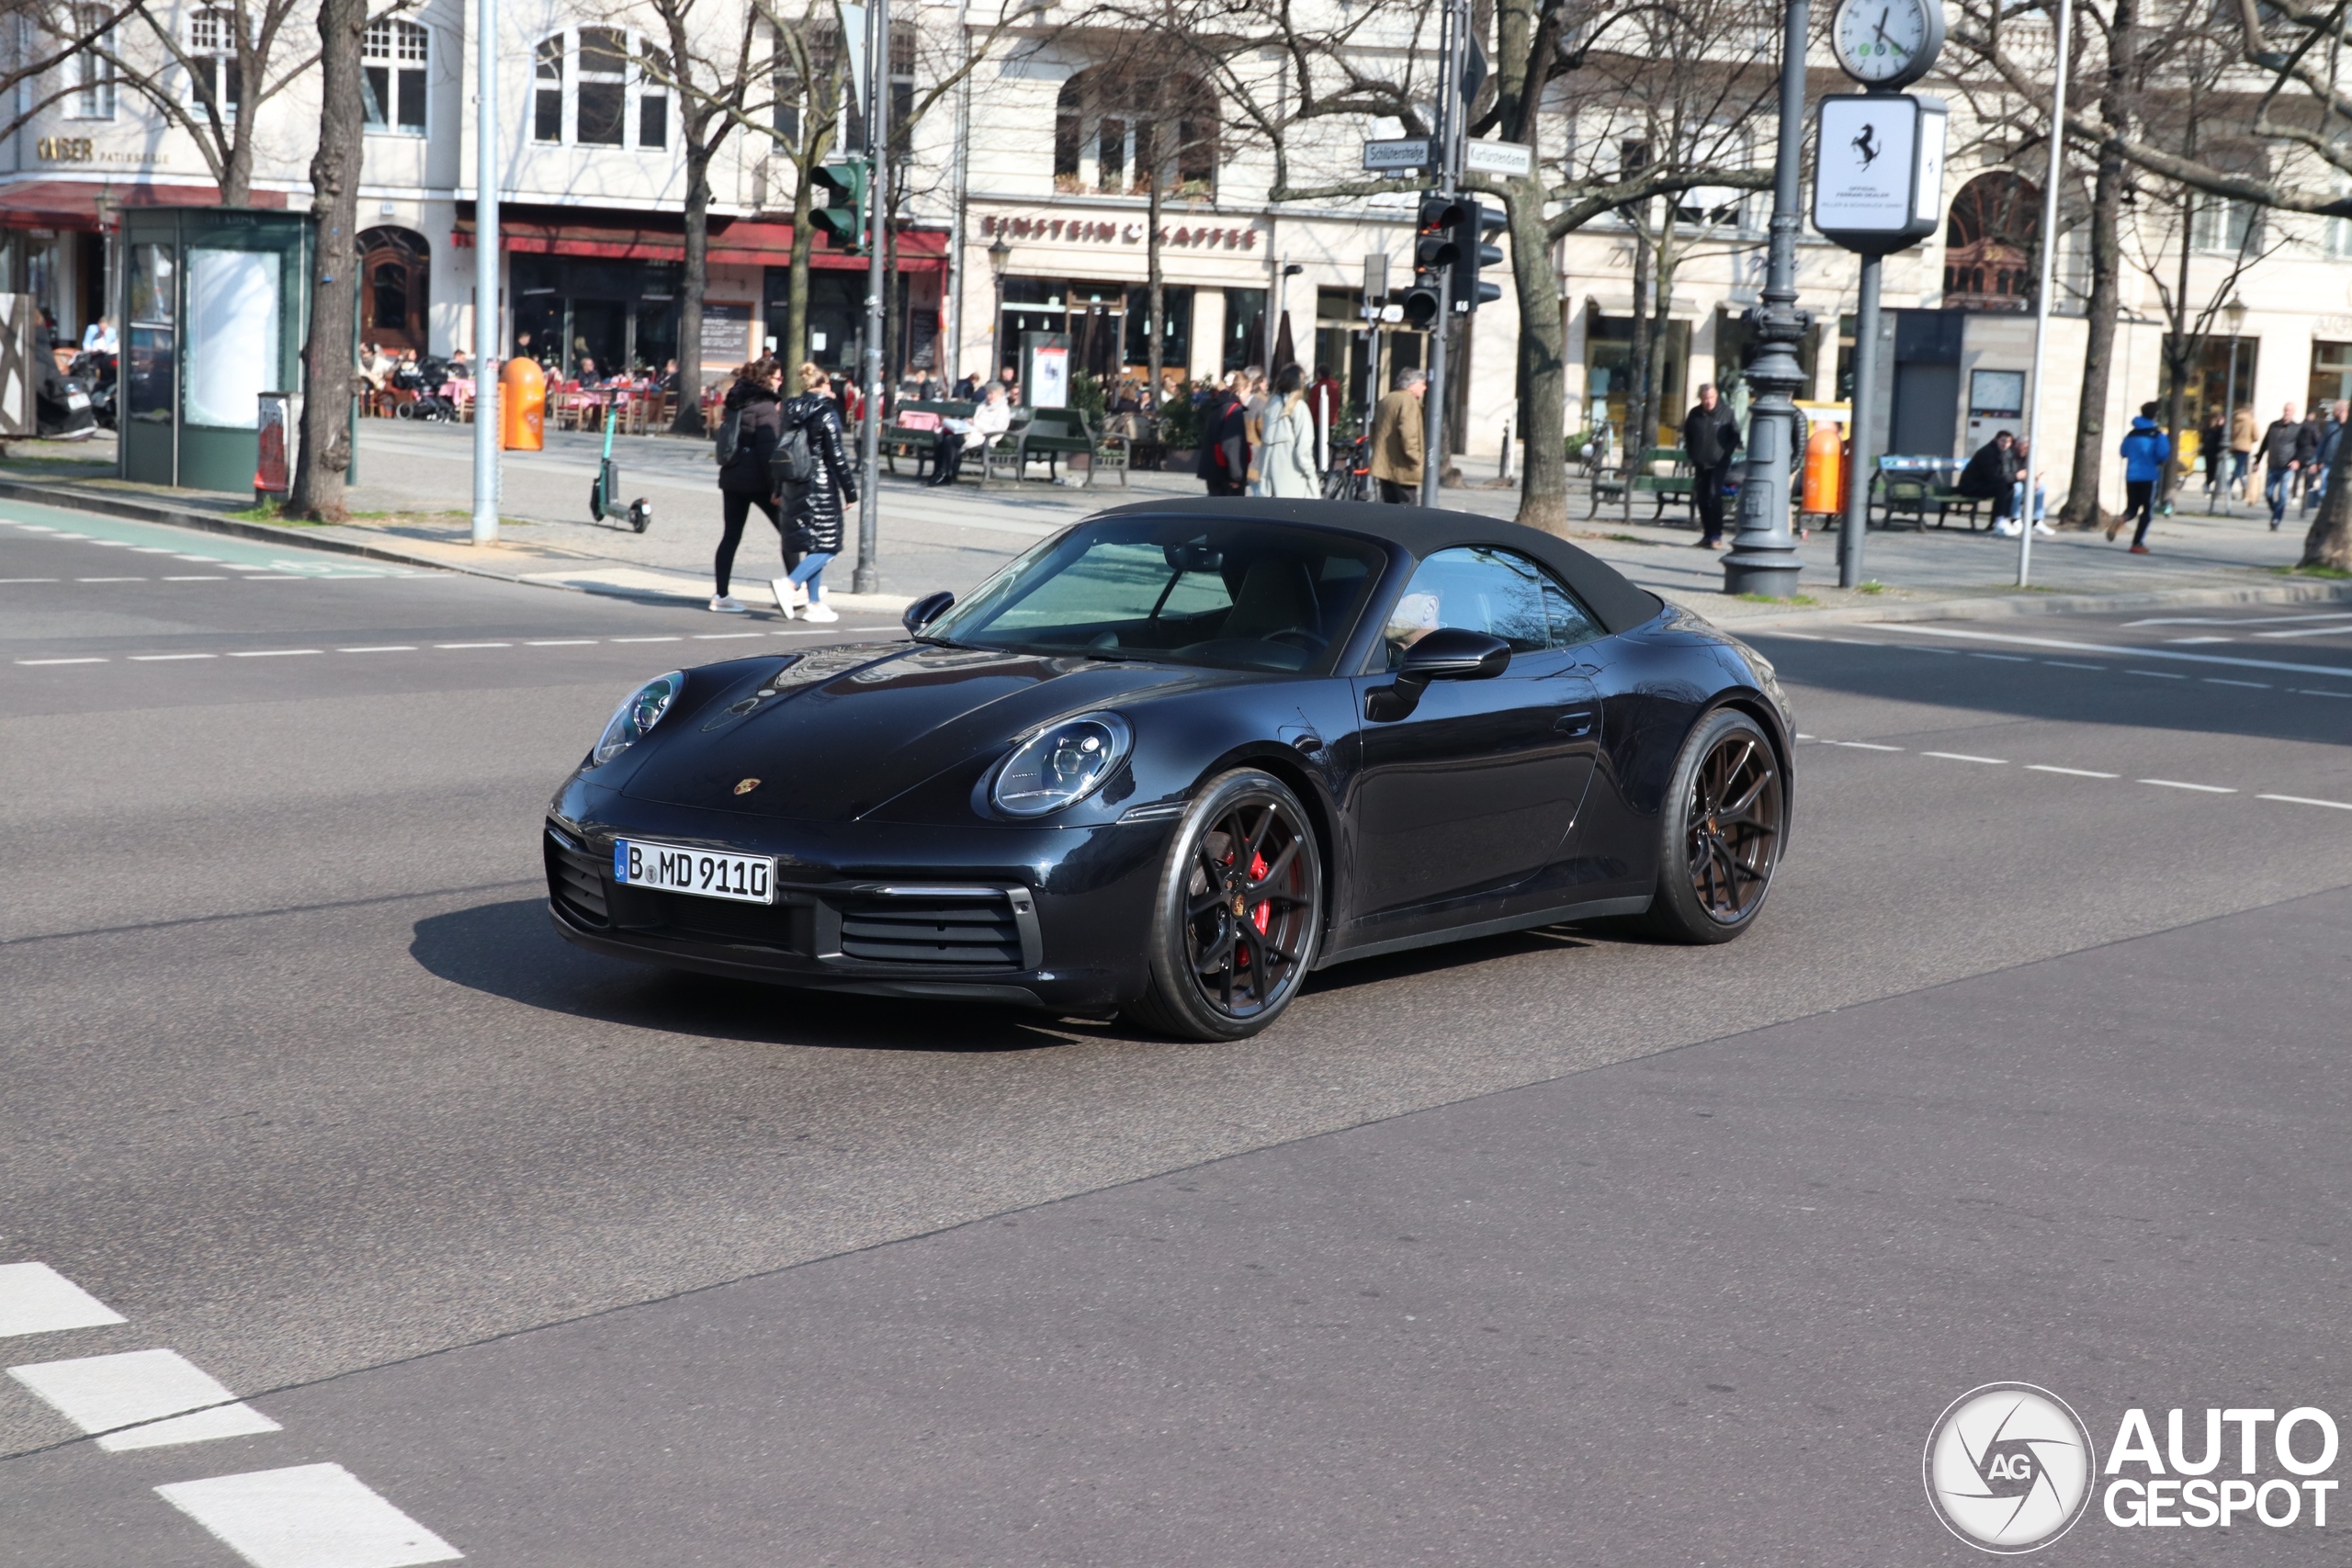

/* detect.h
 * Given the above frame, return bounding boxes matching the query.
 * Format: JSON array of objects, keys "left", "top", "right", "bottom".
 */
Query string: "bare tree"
[
  {"left": 286, "top": 0, "right": 366, "bottom": 518},
  {"left": 1, "top": 1, "right": 141, "bottom": 141}
]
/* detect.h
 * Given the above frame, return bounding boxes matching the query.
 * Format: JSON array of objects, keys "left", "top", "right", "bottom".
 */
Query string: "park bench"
[
  {"left": 882, "top": 399, "right": 978, "bottom": 480},
  {"left": 1588, "top": 446, "right": 1697, "bottom": 522},
  {"left": 1872, "top": 457, "right": 1988, "bottom": 531},
  {"left": 982, "top": 408, "right": 1130, "bottom": 489}
]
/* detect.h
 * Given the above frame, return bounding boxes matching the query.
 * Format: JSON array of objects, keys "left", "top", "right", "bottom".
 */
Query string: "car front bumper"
[{"left": 543, "top": 782, "right": 1172, "bottom": 1010}]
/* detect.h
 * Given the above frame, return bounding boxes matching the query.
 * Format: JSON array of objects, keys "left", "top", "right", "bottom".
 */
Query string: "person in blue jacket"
[{"left": 2110, "top": 403, "right": 2172, "bottom": 554}]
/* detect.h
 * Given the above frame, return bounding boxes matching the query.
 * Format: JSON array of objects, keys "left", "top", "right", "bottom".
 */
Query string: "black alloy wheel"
[
  {"left": 1639, "top": 708, "right": 1785, "bottom": 943},
  {"left": 1127, "top": 769, "right": 1324, "bottom": 1041}
]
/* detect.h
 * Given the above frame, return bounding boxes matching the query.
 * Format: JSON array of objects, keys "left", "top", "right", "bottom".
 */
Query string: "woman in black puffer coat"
[
  {"left": 712, "top": 357, "right": 790, "bottom": 614},
  {"left": 770, "top": 360, "right": 858, "bottom": 623}
]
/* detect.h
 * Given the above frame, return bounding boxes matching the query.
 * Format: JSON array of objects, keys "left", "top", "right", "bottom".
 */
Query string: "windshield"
[{"left": 923, "top": 516, "right": 1390, "bottom": 673}]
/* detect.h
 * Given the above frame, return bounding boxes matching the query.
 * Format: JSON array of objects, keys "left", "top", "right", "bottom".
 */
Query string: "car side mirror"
[
  {"left": 903, "top": 590, "right": 955, "bottom": 636},
  {"left": 1399, "top": 627, "right": 1512, "bottom": 682},
  {"left": 1367, "top": 629, "right": 1511, "bottom": 721}
]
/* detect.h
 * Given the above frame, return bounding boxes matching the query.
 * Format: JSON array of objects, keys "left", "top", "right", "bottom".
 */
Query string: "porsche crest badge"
[{"left": 733, "top": 778, "right": 761, "bottom": 795}]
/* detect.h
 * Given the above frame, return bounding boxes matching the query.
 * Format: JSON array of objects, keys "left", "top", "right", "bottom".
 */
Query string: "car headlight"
[
  {"left": 991, "top": 713, "right": 1131, "bottom": 818},
  {"left": 591, "top": 671, "right": 684, "bottom": 766}
]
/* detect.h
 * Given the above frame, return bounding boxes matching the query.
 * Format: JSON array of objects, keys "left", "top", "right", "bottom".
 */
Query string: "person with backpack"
[
  {"left": 769, "top": 360, "right": 858, "bottom": 623},
  {"left": 2108, "top": 402, "right": 2172, "bottom": 554},
  {"left": 710, "top": 356, "right": 788, "bottom": 614}
]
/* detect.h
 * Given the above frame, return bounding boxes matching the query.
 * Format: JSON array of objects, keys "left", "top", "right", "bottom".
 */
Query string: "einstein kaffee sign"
[{"left": 979, "top": 213, "right": 1261, "bottom": 251}]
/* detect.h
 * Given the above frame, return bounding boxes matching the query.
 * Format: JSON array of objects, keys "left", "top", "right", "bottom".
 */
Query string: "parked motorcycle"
[
  {"left": 35, "top": 355, "right": 97, "bottom": 440},
  {"left": 68, "top": 350, "right": 117, "bottom": 431}
]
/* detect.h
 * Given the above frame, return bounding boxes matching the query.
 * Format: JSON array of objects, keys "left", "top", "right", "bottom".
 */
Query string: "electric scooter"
[{"left": 587, "top": 405, "right": 651, "bottom": 533}]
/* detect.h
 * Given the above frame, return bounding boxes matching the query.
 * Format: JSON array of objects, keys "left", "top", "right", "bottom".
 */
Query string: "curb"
[
  {"left": 6, "top": 473, "right": 2342, "bottom": 626},
  {"left": 0, "top": 477, "right": 912, "bottom": 611}
]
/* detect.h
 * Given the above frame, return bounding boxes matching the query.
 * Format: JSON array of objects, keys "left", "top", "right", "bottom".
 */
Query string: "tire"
[
  {"left": 1637, "top": 707, "right": 1786, "bottom": 943},
  {"left": 1124, "top": 769, "right": 1324, "bottom": 1041}
]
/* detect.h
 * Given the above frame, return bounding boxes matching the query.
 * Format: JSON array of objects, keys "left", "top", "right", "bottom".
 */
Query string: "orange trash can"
[
  {"left": 501, "top": 355, "right": 546, "bottom": 452},
  {"left": 1802, "top": 421, "right": 1845, "bottom": 514}
]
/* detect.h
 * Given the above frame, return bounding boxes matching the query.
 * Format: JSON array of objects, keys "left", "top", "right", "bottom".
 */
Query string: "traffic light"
[
  {"left": 1452, "top": 201, "right": 1505, "bottom": 315},
  {"left": 809, "top": 159, "right": 869, "bottom": 251},
  {"left": 1400, "top": 195, "right": 1463, "bottom": 329}
]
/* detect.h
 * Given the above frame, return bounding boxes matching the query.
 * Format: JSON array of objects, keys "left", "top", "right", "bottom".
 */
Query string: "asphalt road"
[{"left": 5, "top": 496, "right": 2350, "bottom": 1564}]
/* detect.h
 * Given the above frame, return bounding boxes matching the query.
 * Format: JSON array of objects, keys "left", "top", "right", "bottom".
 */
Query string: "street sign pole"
[
  {"left": 1419, "top": 0, "right": 1464, "bottom": 508},
  {"left": 1840, "top": 254, "right": 1881, "bottom": 588},
  {"left": 1723, "top": 0, "right": 1812, "bottom": 598},
  {"left": 2018, "top": 0, "right": 2073, "bottom": 587},
  {"left": 470, "top": 0, "right": 500, "bottom": 545},
  {"left": 854, "top": 0, "right": 887, "bottom": 594}
]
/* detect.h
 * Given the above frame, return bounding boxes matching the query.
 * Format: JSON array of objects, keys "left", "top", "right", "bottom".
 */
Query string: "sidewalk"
[{"left": 4, "top": 426, "right": 2345, "bottom": 626}]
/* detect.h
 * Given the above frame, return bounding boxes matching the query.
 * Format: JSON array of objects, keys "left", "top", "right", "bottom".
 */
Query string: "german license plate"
[{"left": 613, "top": 839, "right": 774, "bottom": 904}]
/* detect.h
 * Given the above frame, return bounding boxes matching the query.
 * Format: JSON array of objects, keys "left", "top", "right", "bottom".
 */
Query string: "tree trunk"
[
  {"left": 1648, "top": 222, "right": 1679, "bottom": 442},
  {"left": 286, "top": 0, "right": 364, "bottom": 521},
  {"left": 786, "top": 171, "right": 816, "bottom": 368},
  {"left": 1509, "top": 175, "right": 1568, "bottom": 533},
  {"left": 220, "top": 130, "right": 254, "bottom": 208},
  {"left": 673, "top": 138, "right": 713, "bottom": 431},
  {"left": 1146, "top": 175, "right": 1165, "bottom": 412},
  {"left": 2063, "top": 147, "right": 2122, "bottom": 525},
  {"left": 2303, "top": 434, "right": 2352, "bottom": 568},
  {"left": 1624, "top": 227, "right": 1653, "bottom": 524}
]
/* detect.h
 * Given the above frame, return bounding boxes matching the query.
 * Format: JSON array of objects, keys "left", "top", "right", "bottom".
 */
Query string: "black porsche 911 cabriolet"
[{"left": 544, "top": 499, "right": 1793, "bottom": 1040}]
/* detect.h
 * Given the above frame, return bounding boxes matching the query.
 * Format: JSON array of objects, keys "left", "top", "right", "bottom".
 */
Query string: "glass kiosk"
[{"left": 119, "top": 209, "right": 311, "bottom": 494}]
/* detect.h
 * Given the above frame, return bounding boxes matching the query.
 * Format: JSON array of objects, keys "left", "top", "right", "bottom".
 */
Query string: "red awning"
[
  {"left": 0, "top": 178, "right": 288, "bottom": 232},
  {"left": 451, "top": 210, "right": 947, "bottom": 273}
]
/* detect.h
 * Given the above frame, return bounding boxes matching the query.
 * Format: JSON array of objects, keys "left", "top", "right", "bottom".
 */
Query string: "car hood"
[{"left": 621, "top": 641, "right": 1211, "bottom": 820}]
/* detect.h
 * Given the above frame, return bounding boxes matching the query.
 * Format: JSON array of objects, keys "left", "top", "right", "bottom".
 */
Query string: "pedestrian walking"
[
  {"left": 2259, "top": 402, "right": 2313, "bottom": 529},
  {"left": 711, "top": 356, "right": 789, "bottom": 614},
  {"left": 770, "top": 361, "right": 857, "bottom": 623},
  {"left": 2316, "top": 400, "right": 2348, "bottom": 512},
  {"left": 1194, "top": 377, "right": 1249, "bottom": 497},
  {"left": 1259, "top": 367, "right": 1321, "bottom": 498},
  {"left": 2230, "top": 403, "right": 2258, "bottom": 501},
  {"left": 2109, "top": 401, "right": 2171, "bottom": 554},
  {"left": 2300, "top": 406, "right": 2329, "bottom": 510},
  {"left": 2200, "top": 410, "right": 2228, "bottom": 501},
  {"left": 1368, "top": 368, "right": 1427, "bottom": 502},
  {"left": 1682, "top": 383, "right": 1742, "bottom": 549}
]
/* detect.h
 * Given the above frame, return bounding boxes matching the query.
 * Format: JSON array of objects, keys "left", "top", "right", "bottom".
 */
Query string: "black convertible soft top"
[{"left": 1088, "top": 498, "right": 1666, "bottom": 637}]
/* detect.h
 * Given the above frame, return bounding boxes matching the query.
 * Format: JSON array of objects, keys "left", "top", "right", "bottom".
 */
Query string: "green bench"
[
  {"left": 1873, "top": 468, "right": 1989, "bottom": 530},
  {"left": 1588, "top": 446, "right": 1697, "bottom": 521},
  {"left": 882, "top": 399, "right": 978, "bottom": 480},
  {"left": 981, "top": 408, "right": 1130, "bottom": 489}
]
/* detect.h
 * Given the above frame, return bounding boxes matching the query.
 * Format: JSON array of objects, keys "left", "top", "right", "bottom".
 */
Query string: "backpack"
[
  {"left": 770, "top": 405, "right": 817, "bottom": 487},
  {"left": 714, "top": 405, "right": 741, "bottom": 465}
]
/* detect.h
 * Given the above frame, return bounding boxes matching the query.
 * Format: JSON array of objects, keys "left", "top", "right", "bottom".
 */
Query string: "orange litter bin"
[
  {"left": 500, "top": 355, "right": 546, "bottom": 452},
  {"left": 1802, "top": 421, "right": 1846, "bottom": 515}
]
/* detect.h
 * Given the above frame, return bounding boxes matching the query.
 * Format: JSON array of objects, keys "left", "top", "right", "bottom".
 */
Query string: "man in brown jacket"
[{"left": 1368, "top": 367, "right": 1428, "bottom": 502}]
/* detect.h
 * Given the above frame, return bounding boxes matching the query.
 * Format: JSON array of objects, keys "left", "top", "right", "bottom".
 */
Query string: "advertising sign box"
[{"left": 1812, "top": 95, "right": 1947, "bottom": 255}]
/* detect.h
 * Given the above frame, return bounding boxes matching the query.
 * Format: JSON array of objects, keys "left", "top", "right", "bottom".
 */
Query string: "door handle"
[{"left": 1555, "top": 709, "right": 1597, "bottom": 738}]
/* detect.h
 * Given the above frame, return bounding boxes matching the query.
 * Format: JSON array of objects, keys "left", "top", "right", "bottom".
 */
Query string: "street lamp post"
[
  {"left": 1722, "top": 0, "right": 1812, "bottom": 598},
  {"left": 2216, "top": 293, "right": 2248, "bottom": 512},
  {"left": 2016, "top": 0, "right": 2074, "bottom": 587},
  {"left": 470, "top": 0, "right": 500, "bottom": 545},
  {"left": 853, "top": 0, "right": 888, "bottom": 595},
  {"left": 987, "top": 235, "right": 1011, "bottom": 385}
]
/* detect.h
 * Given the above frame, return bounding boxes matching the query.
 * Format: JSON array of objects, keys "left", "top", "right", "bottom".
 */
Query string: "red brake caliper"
[{"left": 1249, "top": 851, "right": 1272, "bottom": 936}]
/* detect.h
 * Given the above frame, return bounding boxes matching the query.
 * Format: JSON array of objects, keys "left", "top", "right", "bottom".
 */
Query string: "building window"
[
  {"left": 68, "top": 6, "right": 116, "bottom": 119},
  {"left": 187, "top": 8, "right": 241, "bottom": 120},
  {"left": 1942, "top": 172, "right": 2041, "bottom": 311},
  {"left": 362, "top": 18, "right": 427, "bottom": 135},
  {"left": 531, "top": 30, "right": 664, "bottom": 149},
  {"left": 2191, "top": 196, "right": 2262, "bottom": 256},
  {"left": 1053, "top": 68, "right": 1217, "bottom": 199}
]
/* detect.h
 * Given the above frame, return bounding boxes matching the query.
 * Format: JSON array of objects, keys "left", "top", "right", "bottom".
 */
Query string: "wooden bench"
[
  {"left": 1872, "top": 467, "right": 1989, "bottom": 530},
  {"left": 1587, "top": 446, "right": 1697, "bottom": 521},
  {"left": 883, "top": 399, "right": 978, "bottom": 479},
  {"left": 982, "top": 408, "right": 1130, "bottom": 489}
]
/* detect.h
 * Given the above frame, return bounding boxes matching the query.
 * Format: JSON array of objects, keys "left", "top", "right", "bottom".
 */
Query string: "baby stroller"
[{"left": 392, "top": 355, "right": 459, "bottom": 421}]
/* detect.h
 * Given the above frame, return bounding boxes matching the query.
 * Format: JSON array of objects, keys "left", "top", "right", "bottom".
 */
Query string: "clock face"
[{"left": 1833, "top": 0, "right": 1939, "bottom": 85}]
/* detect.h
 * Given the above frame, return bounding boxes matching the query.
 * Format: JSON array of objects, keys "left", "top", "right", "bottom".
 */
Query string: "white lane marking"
[
  {"left": 130, "top": 547, "right": 179, "bottom": 554},
  {"left": 175, "top": 555, "right": 224, "bottom": 562},
  {"left": 8, "top": 1348, "right": 279, "bottom": 1450},
  {"left": 1908, "top": 646, "right": 1961, "bottom": 654},
  {"left": 226, "top": 649, "right": 322, "bottom": 659},
  {"left": 17, "top": 524, "right": 59, "bottom": 531},
  {"left": 76, "top": 576, "right": 145, "bottom": 582},
  {"left": 51, "top": 533, "right": 92, "bottom": 539},
  {"left": 0, "top": 1262, "right": 127, "bottom": 1337},
  {"left": 2164, "top": 636, "right": 2232, "bottom": 644},
  {"left": 1826, "top": 637, "right": 1883, "bottom": 647},
  {"left": 526, "top": 638, "right": 596, "bottom": 646},
  {"left": 338, "top": 646, "right": 417, "bottom": 653},
  {"left": 2129, "top": 611, "right": 2352, "bottom": 626},
  {"left": 2204, "top": 678, "right": 2270, "bottom": 688},
  {"left": 2141, "top": 778, "right": 2235, "bottom": 793},
  {"left": 2027, "top": 764, "right": 2120, "bottom": 778},
  {"left": 2254, "top": 625, "right": 2352, "bottom": 639},
  {"left": 693, "top": 631, "right": 765, "bottom": 639},
  {"left": 0, "top": 577, "right": 60, "bottom": 583},
  {"left": 156, "top": 1464, "right": 463, "bottom": 1568},
  {"left": 16, "top": 657, "right": 107, "bottom": 666},
  {"left": 1968, "top": 652, "right": 2032, "bottom": 662},
  {"left": 1922, "top": 751, "right": 2007, "bottom": 764},
  {"left": 433, "top": 642, "right": 511, "bottom": 649},
  {"left": 2125, "top": 670, "right": 2187, "bottom": 680},
  {"left": 2259, "top": 794, "right": 2352, "bottom": 810},
  {"left": 130, "top": 653, "right": 219, "bottom": 662},
  {"left": 1882, "top": 623, "right": 2352, "bottom": 682},
  {"left": 2044, "top": 660, "right": 2104, "bottom": 670},
  {"left": 164, "top": 575, "right": 229, "bottom": 581},
  {"left": 2292, "top": 687, "right": 2352, "bottom": 698},
  {"left": 90, "top": 539, "right": 135, "bottom": 547},
  {"left": 1794, "top": 732, "right": 1815, "bottom": 739},
  {"left": 1826, "top": 739, "right": 1904, "bottom": 750},
  {"left": 609, "top": 635, "right": 684, "bottom": 643}
]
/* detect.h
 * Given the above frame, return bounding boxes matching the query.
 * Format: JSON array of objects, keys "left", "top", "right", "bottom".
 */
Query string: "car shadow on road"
[{"left": 409, "top": 897, "right": 1135, "bottom": 1055}]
